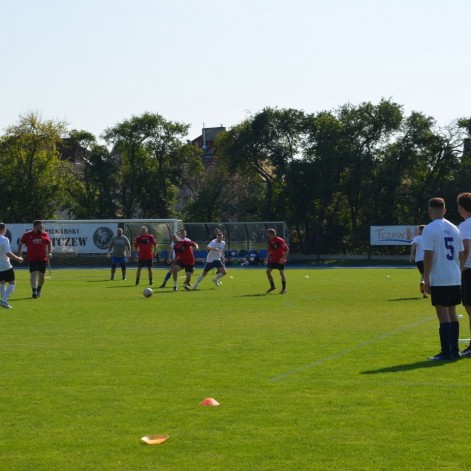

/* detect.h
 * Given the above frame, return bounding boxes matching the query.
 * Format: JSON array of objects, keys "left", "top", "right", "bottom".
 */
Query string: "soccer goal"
[{"left": 8, "top": 219, "right": 183, "bottom": 279}]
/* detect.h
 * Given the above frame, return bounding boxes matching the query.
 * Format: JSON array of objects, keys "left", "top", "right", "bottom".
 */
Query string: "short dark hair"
[
  {"left": 0, "top": 222, "right": 5, "bottom": 232},
  {"left": 428, "top": 197, "right": 445, "bottom": 209},
  {"left": 33, "top": 220, "right": 43, "bottom": 227},
  {"left": 457, "top": 193, "right": 471, "bottom": 212},
  {"left": 418, "top": 225, "right": 425, "bottom": 230}
]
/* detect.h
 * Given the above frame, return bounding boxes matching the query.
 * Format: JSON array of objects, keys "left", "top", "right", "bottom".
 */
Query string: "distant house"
[{"left": 190, "top": 126, "right": 226, "bottom": 169}]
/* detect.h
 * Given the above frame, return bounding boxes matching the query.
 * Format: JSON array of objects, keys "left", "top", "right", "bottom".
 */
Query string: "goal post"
[{"left": 7, "top": 219, "right": 183, "bottom": 278}]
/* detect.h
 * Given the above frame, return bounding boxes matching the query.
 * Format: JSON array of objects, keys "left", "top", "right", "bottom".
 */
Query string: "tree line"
[{"left": 1, "top": 100, "right": 470, "bottom": 254}]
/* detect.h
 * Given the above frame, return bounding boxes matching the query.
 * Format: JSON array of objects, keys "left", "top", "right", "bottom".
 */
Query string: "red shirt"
[
  {"left": 268, "top": 236, "right": 289, "bottom": 263},
  {"left": 20, "top": 230, "right": 51, "bottom": 262},
  {"left": 134, "top": 234, "right": 157, "bottom": 260},
  {"left": 173, "top": 240, "right": 197, "bottom": 265}
]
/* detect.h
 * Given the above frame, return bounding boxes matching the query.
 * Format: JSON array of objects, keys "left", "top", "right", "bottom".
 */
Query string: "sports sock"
[
  {"left": 4, "top": 284, "right": 15, "bottom": 302},
  {"left": 439, "top": 322, "right": 452, "bottom": 357},
  {"left": 215, "top": 272, "right": 223, "bottom": 280},
  {"left": 270, "top": 281, "right": 275, "bottom": 288},
  {"left": 450, "top": 321, "right": 460, "bottom": 356},
  {"left": 282, "top": 281, "right": 286, "bottom": 289},
  {"left": 0, "top": 284, "right": 5, "bottom": 297}
]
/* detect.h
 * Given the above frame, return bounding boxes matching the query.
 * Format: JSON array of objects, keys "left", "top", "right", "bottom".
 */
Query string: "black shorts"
[
  {"left": 267, "top": 262, "right": 285, "bottom": 270},
  {"left": 0, "top": 268, "right": 15, "bottom": 283},
  {"left": 431, "top": 285, "right": 461, "bottom": 307},
  {"left": 203, "top": 260, "right": 224, "bottom": 273},
  {"left": 461, "top": 269, "right": 471, "bottom": 306},
  {"left": 176, "top": 260, "right": 194, "bottom": 273},
  {"left": 29, "top": 260, "right": 47, "bottom": 273},
  {"left": 415, "top": 261, "right": 424, "bottom": 275},
  {"left": 137, "top": 259, "right": 153, "bottom": 268}
]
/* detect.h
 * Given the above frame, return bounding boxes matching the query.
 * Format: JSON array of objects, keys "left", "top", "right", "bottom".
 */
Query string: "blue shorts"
[
  {"left": 203, "top": 260, "right": 224, "bottom": 273},
  {"left": 112, "top": 256, "right": 126, "bottom": 266}
]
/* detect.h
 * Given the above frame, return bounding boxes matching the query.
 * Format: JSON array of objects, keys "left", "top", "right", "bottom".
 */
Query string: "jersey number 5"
[{"left": 444, "top": 237, "right": 454, "bottom": 260}]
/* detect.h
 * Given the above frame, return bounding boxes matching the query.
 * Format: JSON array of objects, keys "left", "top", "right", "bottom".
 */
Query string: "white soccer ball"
[{"left": 143, "top": 288, "right": 153, "bottom": 298}]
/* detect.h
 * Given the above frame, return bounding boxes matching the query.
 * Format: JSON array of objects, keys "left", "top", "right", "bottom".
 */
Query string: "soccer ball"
[{"left": 143, "top": 288, "right": 153, "bottom": 298}]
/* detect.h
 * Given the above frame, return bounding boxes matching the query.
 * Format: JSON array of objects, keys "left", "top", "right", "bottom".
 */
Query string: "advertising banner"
[
  {"left": 370, "top": 225, "right": 419, "bottom": 246},
  {"left": 6, "top": 222, "right": 118, "bottom": 254}
]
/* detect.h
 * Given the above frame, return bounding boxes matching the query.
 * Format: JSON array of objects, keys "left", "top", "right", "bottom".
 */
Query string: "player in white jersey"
[
  {"left": 457, "top": 192, "right": 471, "bottom": 356},
  {"left": 409, "top": 225, "right": 427, "bottom": 297},
  {"left": 0, "top": 223, "right": 24, "bottom": 309},
  {"left": 193, "top": 232, "right": 227, "bottom": 289},
  {"left": 422, "top": 197, "right": 464, "bottom": 361}
]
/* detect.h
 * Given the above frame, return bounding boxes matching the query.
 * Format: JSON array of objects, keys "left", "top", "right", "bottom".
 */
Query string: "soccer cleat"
[
  {"left": 159, "top": 283, "right": 166, "bottom": 288},
  {"left": 460, "top": 346, "right": 471, "bottom": 358},
  {"left": 279, "top": 289, "right": 286, "bottom": 294},
  {"left": 183, "top": 284, "right": 190, "bottom": 291},
  {"left": 36, "top": 290, "right": 41, "bottom": 298},
  {"left": 212, "top": 278, "right": 221, "bottom": 287},
  {"left": 420, "top": 281, "right": 425, "bottom": 294},
  {"left": 149, "top": 281, "right": 153, "bottom": 285},
  {"left": 135, "top": 280, "right": 139, "bottom": 286},
  {"left": 266, "top": 286, "right": 276, "bottom": 293},
  {"left": 1, "top": 301, "right": 12, "bottom": 309},
  {"left": 428, "top": 352, "right": 454, "bottom": 361},
  {"left": 173, "top": 286, "right": 178, "bottom": 291},
  {"left": 32, "top": 289, "right": 38, "bottom": 299}
]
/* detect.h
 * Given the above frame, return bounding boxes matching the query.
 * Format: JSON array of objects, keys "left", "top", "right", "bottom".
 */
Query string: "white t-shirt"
[
  {"left": 0, "top": 235, "right": 13, "bottom": 272},
  {"left": 410, "top": 235, "right": 425, "bottom": 262},
  {"left": 206, "top": 239, "right": 226, "bottom": 263},
  {"left": 459, "top": 217, "right": 471, "bottom": 269},
  {"left": 422, "top": 218, "right": 463, "bottom": 286}
]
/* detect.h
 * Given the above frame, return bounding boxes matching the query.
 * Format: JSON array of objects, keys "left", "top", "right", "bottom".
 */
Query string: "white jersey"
[
  {"left": 206, "top": 239, "right": 226, "bottom": 263},
  {"left": 410, "top": 235, "right": 425, "bottom": 262},
  {"left": 0, "top": 235, "right": 13, "bottom": 272},
  {"left": 459, "top": 217, "right": 471, "bottom": 269},
  {"left": 422, "top": 218, "right": 463, "bottom": 286}
]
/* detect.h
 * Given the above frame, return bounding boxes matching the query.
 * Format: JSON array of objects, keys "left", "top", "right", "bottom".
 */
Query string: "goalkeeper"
[{"left": 108, "top": 228, "right": 131, "bottom": 280}]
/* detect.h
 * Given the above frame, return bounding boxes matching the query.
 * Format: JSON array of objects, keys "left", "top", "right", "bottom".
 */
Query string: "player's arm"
[
  {"left": 409, "top": 242, "right": 416, "bottom": 262},
  {"left": 423, "top": 249, "right": 433, "bottom": 292},
  {"left": 17, "top": 240, "right": 24, "bottom": 257},
  {"left": 462, "top": 239, "right": 470, "bottom": 271},
  {"left": 7, "top": 251, "right": 23, "bottom": 264}
]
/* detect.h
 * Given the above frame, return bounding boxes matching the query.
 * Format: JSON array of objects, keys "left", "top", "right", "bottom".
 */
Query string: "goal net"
[{"left": 8, "top": 219, "right": 183, "bottom": 279}]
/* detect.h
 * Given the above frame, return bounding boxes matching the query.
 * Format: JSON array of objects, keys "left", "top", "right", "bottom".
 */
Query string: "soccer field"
[{"left": 0, "top": 267, "right": 469, "bottom": 470}]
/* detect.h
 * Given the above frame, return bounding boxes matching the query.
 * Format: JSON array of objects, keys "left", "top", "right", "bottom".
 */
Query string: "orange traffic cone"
[{"left": 199, "top": 397, "right": 220, "bottom": 406}]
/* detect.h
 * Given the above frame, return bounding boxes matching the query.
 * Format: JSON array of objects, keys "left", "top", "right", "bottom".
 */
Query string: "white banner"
[
  {"left": 370, "top": 225, "right": 419, "bottom": 246},
  {"left": 6, "top": 222, "right": 118, "bottom": 254}
]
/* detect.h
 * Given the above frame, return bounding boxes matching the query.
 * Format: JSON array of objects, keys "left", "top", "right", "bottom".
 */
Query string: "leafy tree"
[
  {"left": 0, "top": 112, "right": 67, "bottom": 221},
  {"left": 103, "top": 113, "right": 203, "bottom": 218},
  {"left": 61, "top": 130, "right": 119, "bottom": 218}
]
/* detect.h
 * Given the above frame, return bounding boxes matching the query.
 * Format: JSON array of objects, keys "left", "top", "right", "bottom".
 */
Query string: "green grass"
[{"left": 0, "top": 267, "right": 469, "bottom": 470}]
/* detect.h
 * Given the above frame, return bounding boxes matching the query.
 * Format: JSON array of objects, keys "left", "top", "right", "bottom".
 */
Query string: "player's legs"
[
  {"left": 461, "top": 269, "right": 471, "bottom": 355},
  {"left": 183, "top": 268, "right": 194, "bottom": 290},
  {"left": 193, "top": 270, "right": 208, "bottom": 289},
  {"left": 135, "top": 266, "right": 142, "bottom": 285},
  {"left": 120, "top": 261, "right": 126, "bottom": 280},
  {"left": 266, "top": 267, "right": 276, "bottom": 293},
  {"left": 172, "top": 264, "right": 181, "bottom": 290},
  {"left": 279, "top": 268, "right": 286, "bottom": 294},
  {"left": 111, "top": 262, "right": 117, "bottom": 280},
  {"left": 147, "top": 266, "right": 153, "bottom": 285}
]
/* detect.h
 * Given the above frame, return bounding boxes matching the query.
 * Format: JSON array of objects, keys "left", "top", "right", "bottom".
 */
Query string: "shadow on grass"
[
  {"left": 361, "top": 360, "right": 453, "bottom": 374},
  {"left": 238, "top": 293, "right": 271, "bottom": 297},
  {"left": 388, "top": 297, "right": 424, "bottom": 302}
]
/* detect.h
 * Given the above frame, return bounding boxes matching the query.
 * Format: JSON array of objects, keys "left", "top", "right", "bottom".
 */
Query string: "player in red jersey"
[
  {"left": 17, "top": 220, "right": 52, "bottom": 299},
  {"left": 171, "top": 234, "right": 199, "bottom": 291},
  {"left": 264, "top": 228, "right": 289, "bottom": 294},
  {"left": 134, "top": 226, "right": 157, "bottom": 286}
]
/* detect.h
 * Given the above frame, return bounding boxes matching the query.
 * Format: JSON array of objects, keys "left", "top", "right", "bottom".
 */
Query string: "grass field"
[{"left": 1, "top": 266, "right": 469, "bottom": 470}]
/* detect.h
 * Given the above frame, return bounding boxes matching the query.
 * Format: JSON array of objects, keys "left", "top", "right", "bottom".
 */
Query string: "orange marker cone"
[{"left": 199, "top": 397, "right": 220, "bottom": 406}]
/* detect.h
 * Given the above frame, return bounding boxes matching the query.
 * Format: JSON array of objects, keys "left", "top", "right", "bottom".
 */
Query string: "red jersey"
[
  {"left": 173, "top": 240, "right": 197, "bottom": 265},
  {"left": 134, "top": 234, "right": 157, "bottom": 260},
  {"left": 268, "top": 236, "right": 289, "bottom": 263},
  {"left": 20, "top": 230, "right": 51, "bottom": 262}
]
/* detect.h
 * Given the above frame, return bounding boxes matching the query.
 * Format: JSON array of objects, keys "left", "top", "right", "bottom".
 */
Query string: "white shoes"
[
  {"left": 1, "top": 300, "right": 12, "bottom": 309},
  {"left": 212, "top": 278, "right": 221, "bottom": 287}
]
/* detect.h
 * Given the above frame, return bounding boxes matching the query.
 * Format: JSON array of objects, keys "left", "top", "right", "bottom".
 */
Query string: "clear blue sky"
[{"left": 1, "top": 0, "right": 469, "bottom": 140}]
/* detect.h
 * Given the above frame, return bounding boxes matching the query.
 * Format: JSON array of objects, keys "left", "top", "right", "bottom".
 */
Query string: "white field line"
[{"left": 270, "top": 315, "right": 436, "bottom": 382}]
